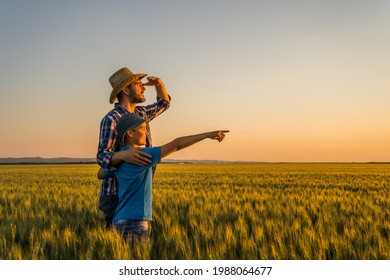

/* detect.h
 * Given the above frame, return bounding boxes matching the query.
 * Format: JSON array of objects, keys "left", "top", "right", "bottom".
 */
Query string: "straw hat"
[{"left": 109, "top": 67, "right": 147, "bottom": 104}]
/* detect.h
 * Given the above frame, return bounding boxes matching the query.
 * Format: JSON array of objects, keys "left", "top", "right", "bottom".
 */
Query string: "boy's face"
[{"left": 130, "top": 122, "right": 148, "bottom": 146}]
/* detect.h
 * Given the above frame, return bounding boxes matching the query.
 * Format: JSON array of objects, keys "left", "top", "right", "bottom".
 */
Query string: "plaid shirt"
[{"left": 97, "top": 96, "right": 170, "bottom": 197}]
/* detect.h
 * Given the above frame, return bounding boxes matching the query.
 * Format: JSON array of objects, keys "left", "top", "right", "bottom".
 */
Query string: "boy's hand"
[
  {"left": 97, "top": 168, "right": 106, "bottom": 179},
  {"left": 210, "top": 130, "right": 229, "bottom": 142}
]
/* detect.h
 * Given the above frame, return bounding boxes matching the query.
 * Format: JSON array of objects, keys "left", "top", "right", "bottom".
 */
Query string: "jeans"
[
  {"left": 98, "top": 195, "right": 119, "bottom": 229},
  {"left": 114, "top": 220, "right": 150, "bottom": 242}
]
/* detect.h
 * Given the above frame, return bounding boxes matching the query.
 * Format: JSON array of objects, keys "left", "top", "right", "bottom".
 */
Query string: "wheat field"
[{"left": 0, "top": 163, "right": 389, "bottom": 260}]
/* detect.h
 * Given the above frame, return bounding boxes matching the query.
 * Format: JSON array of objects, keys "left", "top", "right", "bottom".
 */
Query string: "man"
[
  {"left": 97, "top": 67, "right": 171, "bottom": 229},
  {"left": 102, "top": 113, "right": 228, "bottom": 241}
]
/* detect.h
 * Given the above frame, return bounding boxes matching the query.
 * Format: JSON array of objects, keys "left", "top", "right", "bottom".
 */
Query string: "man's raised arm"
[{"left": 143, "top": 76, "right": 169, "bottom": 101}]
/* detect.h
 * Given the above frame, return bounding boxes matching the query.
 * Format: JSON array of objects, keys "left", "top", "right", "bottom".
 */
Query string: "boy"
[{"left": 99, "top": 113, "right": 228, "bottom": 240}]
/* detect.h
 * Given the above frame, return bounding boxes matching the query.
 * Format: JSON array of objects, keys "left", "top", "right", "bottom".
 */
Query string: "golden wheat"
[{"left": 0, "top": 163, "right": 389, "bottom": 259}]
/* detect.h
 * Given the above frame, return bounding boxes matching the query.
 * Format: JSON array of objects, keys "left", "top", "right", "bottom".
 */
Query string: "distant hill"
[
  {"left": 2, "top": 157, "right": 385, "bottom": 164},
  {"left": 0, "top": 157, "right": 232, "bottom": 164},
  {"left": 161, "top": 159, "right": 231, "bottom": 164},
  {"left": 0, "top": 157, "right": 96, "bottom": 164}
]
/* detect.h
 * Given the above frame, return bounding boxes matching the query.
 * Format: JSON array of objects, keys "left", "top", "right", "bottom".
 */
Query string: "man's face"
[
  {"left": 131, "top": 122, "right": 148, "bottom": 146},
  {"left": 128, "top": 80, "right": 146, "bottom": 103}
]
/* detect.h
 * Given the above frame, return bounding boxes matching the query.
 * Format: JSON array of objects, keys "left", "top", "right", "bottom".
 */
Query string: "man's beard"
[
  {"left": 129, "top": 88, "right": 146, "bottom": 103},
  {"left": 131, "top": 96, "right": 146, "bottom": 103}
]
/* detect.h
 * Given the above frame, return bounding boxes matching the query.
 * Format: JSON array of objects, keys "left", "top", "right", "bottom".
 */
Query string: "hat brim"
[{"left": 109, "top": 73, "right": 147, "bottom": 104}]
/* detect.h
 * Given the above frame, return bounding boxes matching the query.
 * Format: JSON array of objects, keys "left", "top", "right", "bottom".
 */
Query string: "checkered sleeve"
[
  {"left": 96, "top": 115, "right": 117, "bottom": 170},
  {"left": 138, "top": 96, "right": 171, "bottom": 121}
]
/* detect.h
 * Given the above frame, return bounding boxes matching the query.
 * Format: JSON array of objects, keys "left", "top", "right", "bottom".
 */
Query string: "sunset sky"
[{"left": 0, "top": 0, "right": 389, "bottom": 162}]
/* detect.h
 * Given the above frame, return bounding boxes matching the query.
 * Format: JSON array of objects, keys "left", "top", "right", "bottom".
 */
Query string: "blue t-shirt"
[{"left": 113, "top": 146, "right": 161, "bottom": 222}]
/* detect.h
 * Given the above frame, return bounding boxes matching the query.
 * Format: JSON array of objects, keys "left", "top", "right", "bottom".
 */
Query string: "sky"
[{"left": 0, "top": 0, "right": 389, "bottom": 162}]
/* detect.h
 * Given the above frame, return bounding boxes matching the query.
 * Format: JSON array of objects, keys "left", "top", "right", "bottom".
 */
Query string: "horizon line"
[{"left": 0, "top": 156, "right": 389, "bottom": 164}]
